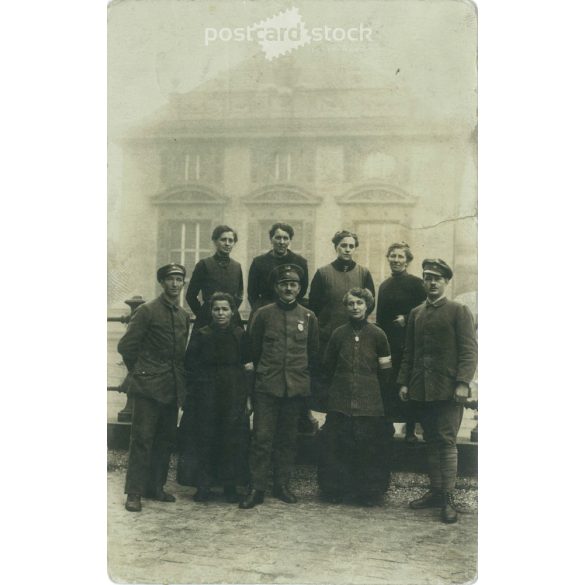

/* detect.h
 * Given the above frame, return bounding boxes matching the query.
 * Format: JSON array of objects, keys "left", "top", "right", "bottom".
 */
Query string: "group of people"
[{"left": 117, "top": 222, "right": 477, "bottom": 524}]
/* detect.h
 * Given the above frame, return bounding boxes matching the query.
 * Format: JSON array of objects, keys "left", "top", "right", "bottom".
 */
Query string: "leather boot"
[
  {"left": 239, "top": 489, "right": 264, "bottom": 509},
  {"left": 441, "top": 492, "right": 458, "bottom": 524},
  {"left": 272, "top": 485, "right": 298, "bottom": 504},
  {"left": 154, "top": 490, "right": 175, "bottom": 502},
  {"left": 409, "top": 489, "right": 443, "bottom": 509},
  {"left": 125, "top": 494, "right": 142, "bottom": 512},
  {"left": 144, "top": 488, "right": 176, "bottom": 502}
]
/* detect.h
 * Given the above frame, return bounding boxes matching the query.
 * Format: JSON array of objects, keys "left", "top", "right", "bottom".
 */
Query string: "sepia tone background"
[
  {"left": 106, "top": 0, "right": 477, "bottom": 582},
  {"left": 108, "top": 0, "right": 477, "bottom": 389}
]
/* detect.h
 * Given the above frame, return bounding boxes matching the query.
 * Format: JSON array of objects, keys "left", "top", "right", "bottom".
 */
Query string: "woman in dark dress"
[
  {"left": 318, "top": 288, "right": 392, "bottom": 506},
  {"left": 177, "top": 292, "right": 253, "bottom": 502},
  {"left": 185, "top": 225, "right": 244, "bottom": 330},
  {"left": 309, "top": 230, "right": 375, "bottom": 412},
  {"left": 376, "top": 242, "right": 426, "bottom": 440}
]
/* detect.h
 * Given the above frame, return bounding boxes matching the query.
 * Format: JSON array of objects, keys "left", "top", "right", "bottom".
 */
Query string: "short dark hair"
[
  {"left": 209, "top": 291, "right": 236, "bottom": 311},
  {"left": 332, "top": 230, "right": 359, "bottom": 248},
  {"left": 269, "top": 223, "right": 294, "bottom": 239},
  {"left": 211, "top": 225, "right": 238, "bottom": 243},
  {"left": 386, "top": 241, "right": 414, "bottom": 263},
  {"left": 342, "top": 287, "right": 375, "bottom": 313}
]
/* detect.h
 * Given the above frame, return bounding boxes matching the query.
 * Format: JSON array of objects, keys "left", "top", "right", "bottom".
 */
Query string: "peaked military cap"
[
  {"left": 157, "top": 263, "right": 186, "bottom": 282},
  {"left": 271, "top": 263, "right": 304, "bottom": 284},
  {"left": 422, "top": 258, "right": 453, "bottom": 280}
]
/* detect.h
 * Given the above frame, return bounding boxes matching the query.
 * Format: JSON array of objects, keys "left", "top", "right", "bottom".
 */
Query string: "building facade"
[{"left": 109, "top": 51, "right": 477, "bottom": 318}]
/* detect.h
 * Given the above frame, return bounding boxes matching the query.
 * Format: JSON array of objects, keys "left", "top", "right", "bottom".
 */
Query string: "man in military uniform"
[
  {"left": 247, "top": 222, "right": 316, "bottom": 435},
  {"left": 398, "top": 259, "right": 477, "bottom": 523},
  {"left": 240, "top": 264, "right": 319, "bottom": 509},
  {"left": 118, "top": 263, "right": 190, "bottom": 512}
]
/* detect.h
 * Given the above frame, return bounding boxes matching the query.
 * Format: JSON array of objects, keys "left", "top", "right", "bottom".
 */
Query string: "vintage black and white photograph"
[{"left": 107, "top": 0, "right": 478, "bottom": 582}]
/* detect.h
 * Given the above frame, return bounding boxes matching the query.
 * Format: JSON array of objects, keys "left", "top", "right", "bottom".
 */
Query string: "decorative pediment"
[
  {"left": 152, "top": 184, "right": 227, "bottom": 206},
  {"left": 244, "top": 184, "right": 322, "bottom": 206},
  {"left": 337, "top": 183, "right": 417, "bottom": 206}
]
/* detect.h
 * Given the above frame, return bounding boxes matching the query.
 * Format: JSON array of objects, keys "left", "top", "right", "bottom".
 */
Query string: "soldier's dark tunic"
[
  {"left": 118, "top": 294, "right": 189, "bottom": 496},
  {"left": 397, "top": 297, "right": 477, "bottom": 492},
  {"left": 247, "top": 250, "right": 309, "bottom": 313},
  {"left": 177, "top": 324, "right": 251, "bottom": 489},
  {"left": 318, "top": 320, "right": 392, "bottom": 499},
  {"left": 185, "top": 253, "right": 244, "bottom": 329},
  {"left": 376, "top": 271, "right": 426, "bottom": 416},
  {"left": 247, "top": 299, "right": 319, "bottom": 490}
]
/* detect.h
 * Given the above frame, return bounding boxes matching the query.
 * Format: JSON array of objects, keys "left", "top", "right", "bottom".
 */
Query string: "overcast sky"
[{"left": 108, "top": 0, "right": 477, "bottom": 136}]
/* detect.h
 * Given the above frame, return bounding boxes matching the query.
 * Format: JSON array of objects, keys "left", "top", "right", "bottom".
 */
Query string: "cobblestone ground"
[{"left": 108, "top": 452, "right": 477, "bottom": 585}]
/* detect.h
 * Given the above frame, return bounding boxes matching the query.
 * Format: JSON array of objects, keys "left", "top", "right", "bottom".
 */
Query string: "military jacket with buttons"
[
  {"left": 248, "top": 301, "right": 319, "bottom": 398},
  {"left": 118, "top": 294, "right": 190, "bottom": 406},
  {"left": 397, "top": 297, "right": 477, "bottom": 402}
]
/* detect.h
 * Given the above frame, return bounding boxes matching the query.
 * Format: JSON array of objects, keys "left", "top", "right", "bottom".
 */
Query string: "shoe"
[
  {"left": 409, "top": 490, "right": 443, "bottom": 509},
  {"left": 404, "top": 434, "right": 419, "bottom": 443},
  {"left": 144, "top": 489, "right": 176, "bottom": 502},
  {"left": 125, "top": 494, "right": 142, "bottom": 512},
  {"left": 441, "top": 492, "right": 458, "bottom": 524},
  {"left": 193, "top": 487, "right": 211, "bottom": 502},
  {"left": 155, "top": 490, "right": 175, "bottom": 502},
  {"left": 224, "top": 485, "right": 239, "bottom": 503},
  {"left": 239, "top": 489, "right": 265, "bottom": 509},
  {"left": 272, "top": 485, "right": 298, "bottom": 504}
]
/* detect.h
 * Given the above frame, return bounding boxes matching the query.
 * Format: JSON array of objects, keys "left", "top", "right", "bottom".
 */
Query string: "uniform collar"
[
  {"left": 426, "top": 296, "right": 447, "bottom": 308},
  {"left": 276, "top": 298, "right": 298, "bottom": 311},
  {"left": 159, "top": 294, "right": 179, "bottom": 310}
]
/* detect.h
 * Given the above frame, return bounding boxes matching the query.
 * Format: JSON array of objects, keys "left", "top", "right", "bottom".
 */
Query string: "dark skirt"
[
  {"left": 177, "top": 369, "right": 250, "bottom": 488},
  {"left": 317, "top": 412, "right": 391, "bottom": 497}
]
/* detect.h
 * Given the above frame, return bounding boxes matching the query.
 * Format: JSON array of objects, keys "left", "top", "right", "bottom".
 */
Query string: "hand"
[
  {"left": 393, "top": 315, "right": 406, "bottom": 328},
  {"left": 454, "top": 383, "right": 470, "bottom": 404},
  {"left": 399, "top": 386, "right": 409, "bottom": 402},
  {"left": 245, "top": 396, "right": 254, "bottom": 417}
]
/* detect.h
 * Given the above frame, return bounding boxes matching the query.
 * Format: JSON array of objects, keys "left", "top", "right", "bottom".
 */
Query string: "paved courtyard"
[{"left": 108, "top": 456, "right": 477, "bottom": 585}]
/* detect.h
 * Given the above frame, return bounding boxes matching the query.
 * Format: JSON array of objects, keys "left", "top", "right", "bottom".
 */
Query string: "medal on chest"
[{"left": 297, "top": 320, "right": 304, "bottom": 332}]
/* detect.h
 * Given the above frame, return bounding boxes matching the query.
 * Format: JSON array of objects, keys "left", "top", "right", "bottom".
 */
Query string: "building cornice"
[
  {"left": 151, "top": 184, "right": 227, "bottom": 206},
  {"left": 337, "top": 183, "right": 417, "bottom": 207},
  {"left": 243, "top": 184, "right": 322, "bottom": 206}
]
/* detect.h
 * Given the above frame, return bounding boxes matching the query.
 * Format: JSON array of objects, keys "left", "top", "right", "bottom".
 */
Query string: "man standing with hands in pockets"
[
  {"left": 118, "top": 263, "right": 190, "bottom": 512},
  {"left": 397, "top": 259, "right": 477, "bottom": 524}
]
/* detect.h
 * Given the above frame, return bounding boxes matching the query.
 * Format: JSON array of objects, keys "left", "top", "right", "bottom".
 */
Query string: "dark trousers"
[
  {"left": 248, "top": 393, "right": 303, "bottom": 491},
  {"left": 318, "top": 412, "right": 391, "bottom": 497},
  {"left": 125, "top": 395, "right": 177, "bottom": 496},
  {"left": 384, "top": 364, "right": 418, "bottom": 435},
  {"left": 411, "top": 400, "right": 464, "bottom": 492}
]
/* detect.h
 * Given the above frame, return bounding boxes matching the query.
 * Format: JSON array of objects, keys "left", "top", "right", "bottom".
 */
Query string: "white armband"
[{"left": 378, "top": 355, "right": 392, "bottom": 369}]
